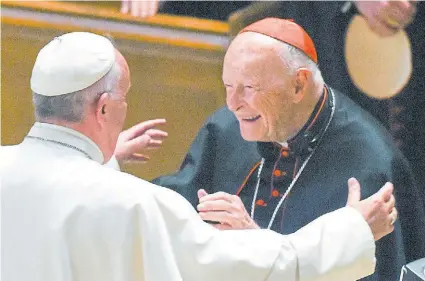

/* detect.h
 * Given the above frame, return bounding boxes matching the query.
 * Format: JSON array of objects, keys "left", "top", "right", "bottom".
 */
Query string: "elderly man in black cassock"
[
  {"left": 152, "top": 18, "right": 425, "bottom": 281},
  {"left": 226, "top": 0, "right": 425, "bottom": 211}
]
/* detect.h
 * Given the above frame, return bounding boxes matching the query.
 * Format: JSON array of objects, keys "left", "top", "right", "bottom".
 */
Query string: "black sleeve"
[
  {"left": 392, "top": 153, "right": 425, "bottom": 263},
  {"left": 152, "top": 115, "right": 219, "bottom": 208}
]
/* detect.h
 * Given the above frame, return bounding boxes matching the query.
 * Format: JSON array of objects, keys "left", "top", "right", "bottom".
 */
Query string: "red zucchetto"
[{"left": 239, "top": 18, "right": 318, "bottom": 64}]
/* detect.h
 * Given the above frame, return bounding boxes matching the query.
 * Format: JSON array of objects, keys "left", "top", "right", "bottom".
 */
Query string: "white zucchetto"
[{"left": 30, "top": 32, "right": 115, "bottom": 96}]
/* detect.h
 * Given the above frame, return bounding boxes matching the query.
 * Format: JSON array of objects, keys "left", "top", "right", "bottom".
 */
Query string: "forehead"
[{"left": 223, "top": 33, "right": 286, "bottom": 77}]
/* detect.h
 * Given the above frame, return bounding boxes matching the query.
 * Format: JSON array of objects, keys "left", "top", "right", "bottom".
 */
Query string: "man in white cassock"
[{"left": 1, "top": 32, "right": 398, "bottom": 281}]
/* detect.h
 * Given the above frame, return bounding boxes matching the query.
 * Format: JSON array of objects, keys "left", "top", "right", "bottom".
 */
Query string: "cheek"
[
  {"left": 255, "top": 96, "right": 278, "bottom": 125},
  {"left": 115, "top": 104, "right": 128, "bottom": 125},
  {"left": 120, "top": 105, "right": 128, "bottom": 123}
]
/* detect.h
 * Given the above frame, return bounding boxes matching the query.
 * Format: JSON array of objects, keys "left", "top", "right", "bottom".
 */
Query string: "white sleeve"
[
  {"left": 152, "top": 187, "right": 376, "bottom": 281},
  {"left": 282, "top": 206, "right": 376, "bottom": 281}
]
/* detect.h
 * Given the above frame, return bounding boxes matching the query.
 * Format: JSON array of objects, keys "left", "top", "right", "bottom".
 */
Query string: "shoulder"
[
  {"left": 205, "top": 106, "right": 239, "bottom": 131},
  {"left": 76, "top": 165, "right": 196, "bottom": 222},
  {"left": 0, "top": 144, "right": 19, "bottom": 161},
  {"left": 322, "top": 89, "right": 407, "bottom": 173},
  {"left": 0, "top": 143, "right": 29, "bottom": 172},
  {"left": 331, "top": 89, "right": 395, "bottom": 152},
  {"left": 89, "top": 163, "right": 157, "bottom": 196}
]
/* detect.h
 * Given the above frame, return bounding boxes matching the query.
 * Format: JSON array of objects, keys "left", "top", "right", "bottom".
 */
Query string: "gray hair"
[
  {"left": 32, "top": 61, "right": 121, "bottom": 122},
  {"left": 278, "top": 43, "right": 324, "bottom": 85}
]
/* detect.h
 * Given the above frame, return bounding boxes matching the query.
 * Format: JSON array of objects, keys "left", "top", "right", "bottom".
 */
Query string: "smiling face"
[{"left": 223, "top": 32, "right": 303, "bottom": 143}]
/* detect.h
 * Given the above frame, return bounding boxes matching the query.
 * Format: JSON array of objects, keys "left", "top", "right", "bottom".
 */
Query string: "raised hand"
[
  {"left": 115, "top": 118, "right": 168, "bottom": 164},
  {"left": 354, "top": 0, "right": 417, "bottom": 37},
  {"left": 346, "top": 177, "right": 397, "bottom": 241}
]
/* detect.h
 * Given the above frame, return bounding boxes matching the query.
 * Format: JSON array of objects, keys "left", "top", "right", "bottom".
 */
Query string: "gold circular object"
[
  {"left": 386, "top": 17, "right": 401, "bottom": 28},
  {"left": 345, "top": 15, "right": 412, "bottom": 99}
]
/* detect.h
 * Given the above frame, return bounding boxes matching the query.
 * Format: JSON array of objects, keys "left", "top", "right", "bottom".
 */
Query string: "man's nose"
[{"left": 226, "top": 88, "right": 243, "bottom": 112}]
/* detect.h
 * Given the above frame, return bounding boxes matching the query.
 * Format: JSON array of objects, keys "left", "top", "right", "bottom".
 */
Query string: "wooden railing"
[{"left": 1, "top": 1, "right": 230, "bottom": 51}]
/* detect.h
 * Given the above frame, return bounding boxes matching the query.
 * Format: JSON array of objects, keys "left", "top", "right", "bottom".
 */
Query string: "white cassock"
[{"left": 1, "top": 122, "right": 377, "bottom": 281}]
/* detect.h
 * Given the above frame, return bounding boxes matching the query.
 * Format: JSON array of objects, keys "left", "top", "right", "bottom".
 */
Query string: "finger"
[
  {"left": 199, "top": 211, "right": 232, "bottom": 225},
  {"left": 386, "top": 194, "right": 396, "bottom": 212},
  {"left": 151, "top": 0, "right": 160, "bottom": 17},
  {"left": 213, "top": 223, "right": 232, "bottom": 230},
  {"left": 141, "top": 0, "right": 150, "bottom": 17},
  {"left": 146, "top": 147, "right": 163, "bottom": 152},
  {"left": 129, "top": 153, "right": 150, "bottom": 162},
  {"left": 125, "top": 135, "right": 150, "bottom": 150},
  {"left": 146, "top": 139, "right": 163, "bottom": 148},
  {"left": 124, "top": 137, "right": 163, "bottom": 153},
  {"left": 378, "top": 1, "right": 415, "bottom": 28},
  {"left": 125, "top": 119, "right": 167, "bottom": 139},
  {"left": 408, "top": 0, "right": 418, "bottom": 8},
  {"left": 146, "top": 129, "right": 168, "bottom": 139},
  {"left": 391, "top": 207, "right": 398, "bottom": 225},
  {"left": 381, "top": 195, "right": 395, "bottom": 216},
  {"left": 385, "top": 6, "right": 413, "bottom": 27},
  {"left": 378, "top": 182, "right": 394, "bottom": 202},
  {"left": 346, "top": 177, "right": 361, "bottom": 206},
  {"left": 388, "top": 207, "right": 397, "bottom": 226},
  {"left": 146, "top": 0, "right": 157, "bottom": 17},
  {"left": 388, "top": 0, "right": 416, "bottom": 20},
  {"left": 120, "top": 0, "right": 130, "bottom": 14},
  {"left": 198, "top": 189, "right": 209, "bottom": 200},
  {"left": 147, "top": 139, "right": 167, "bottom": 147},
  {"left": 368, "top": 18, "right": 399, "bottom": 37},
  {"left": 198, "top": 191, "right": 234, "bottom": 204},
  {"left": 197, "top": 200, "right": 232, "bottom": 212},
  {"left": 138, "top": 0, "right": 145, "bottom": 17},
  {"left": 131, "top": 0, "right": 140, "bottom": 17}
]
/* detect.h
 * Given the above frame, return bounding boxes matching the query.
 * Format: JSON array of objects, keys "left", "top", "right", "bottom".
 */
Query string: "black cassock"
[
  {"left": 227, "top": 0, "right": 425, "bottom": 218},
  {"left": 154, "top": 87, "right": 425, "bottom": 281}
]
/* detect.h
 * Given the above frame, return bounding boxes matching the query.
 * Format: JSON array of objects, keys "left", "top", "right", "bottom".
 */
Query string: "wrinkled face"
[{"left": 223, "top": 33, "right": 298, "bottom": 142}]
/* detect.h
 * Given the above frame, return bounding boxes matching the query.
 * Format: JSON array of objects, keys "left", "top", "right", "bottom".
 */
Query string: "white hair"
[
  {"left": 32, "top": 61, "right": 121, "bottom": 122},
  {"left": 278, "top": 43, "right": 324, "bottom": 85}
]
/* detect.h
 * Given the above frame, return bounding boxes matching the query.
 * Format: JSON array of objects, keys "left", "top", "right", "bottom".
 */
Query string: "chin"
[{"left": 240, "top": 131, "right": 262, "bottom": 142}]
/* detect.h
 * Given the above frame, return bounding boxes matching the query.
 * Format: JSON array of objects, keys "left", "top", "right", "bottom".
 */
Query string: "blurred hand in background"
[
  {"left": 121, "top": 0, "right": 161, "bottom": 18},
  {"left": 354, "top": 0, "right": 417, "bottom": 37}
]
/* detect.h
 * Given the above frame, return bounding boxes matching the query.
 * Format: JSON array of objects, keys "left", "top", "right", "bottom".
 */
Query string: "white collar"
[
  {"left": 278, "top": 141, "right": 289, "bottom": 148},
  {"left": 27, "top": 122, "right": 104, "bottom": 164}
]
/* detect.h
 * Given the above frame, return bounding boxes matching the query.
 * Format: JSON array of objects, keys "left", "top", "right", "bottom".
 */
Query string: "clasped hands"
[
  {"left": 196, "top": 178, "right": 397, "bottom": 241},
  {"left": 197, "top": 189, "right": 260, "bottom": 230}
]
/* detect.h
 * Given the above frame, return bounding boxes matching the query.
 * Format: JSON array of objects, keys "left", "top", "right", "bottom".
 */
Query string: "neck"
[
  {"left": 278, "top": 82, "right": 324, "bottom": 142},
  {"left": 38, "top": 117, "right": 107, "bottom": 159}
]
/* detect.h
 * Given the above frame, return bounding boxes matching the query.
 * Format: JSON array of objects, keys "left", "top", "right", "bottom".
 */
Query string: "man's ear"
[
  {"left": 293, "top": 68, "right": 312, "bottom": 103},
  {"left": 95, "top": 92, "right": 110, "bottom": 125}
]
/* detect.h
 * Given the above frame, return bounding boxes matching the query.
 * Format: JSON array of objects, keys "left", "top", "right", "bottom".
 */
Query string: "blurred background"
[
  {"left": 1, "top": 1, "right": 251, "bottom": 180},
  {"left": 2, "top": 1, "right": 424, "bottom": 196}
]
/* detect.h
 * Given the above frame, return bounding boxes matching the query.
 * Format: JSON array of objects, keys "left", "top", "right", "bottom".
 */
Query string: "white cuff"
[{"left": 288, "top": 206, "right": 376, "bottom": 281}]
